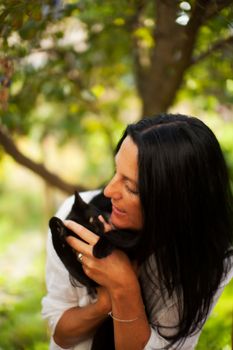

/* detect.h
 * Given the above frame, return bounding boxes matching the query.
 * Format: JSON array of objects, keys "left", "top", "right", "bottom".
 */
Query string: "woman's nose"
[{"left": 104, "top": 175, "right": 121, "bottom": 200}]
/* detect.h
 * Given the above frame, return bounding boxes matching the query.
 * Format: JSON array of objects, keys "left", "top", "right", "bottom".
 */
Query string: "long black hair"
[{"left": 116, "top": 113, "right": 233, "bottom": 348}]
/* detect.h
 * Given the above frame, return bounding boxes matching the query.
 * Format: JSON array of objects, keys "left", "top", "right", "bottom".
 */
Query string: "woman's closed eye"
[{"left": 125, "top": 182, "right": 139, "bottom": 195}]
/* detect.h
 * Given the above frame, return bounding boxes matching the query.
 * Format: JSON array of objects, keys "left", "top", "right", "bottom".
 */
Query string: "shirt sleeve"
[{"left": 41, "top": 190, "right": 101, "bottom": 336}]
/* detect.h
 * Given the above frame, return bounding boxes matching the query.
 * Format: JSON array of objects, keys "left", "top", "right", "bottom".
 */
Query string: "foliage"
[
  {"left": 0, "top": 0, "right": 135, "bottom": 140},
  {"left": 0, "top": 275, "right": 49, "bottom": 350},
  {"left": 196, "top": 277, "right": 233, "bottom": 350},
  {"left": 0, "top": 1, "right": 232, "bottom": 138},
  {"left": 0, "top": 181, "right": 49, "bottom": 350}
]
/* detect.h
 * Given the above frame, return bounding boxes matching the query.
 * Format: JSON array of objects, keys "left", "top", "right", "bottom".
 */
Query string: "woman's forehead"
[{"left": 115, "top": 136, "right": 138, "bottom": 182}]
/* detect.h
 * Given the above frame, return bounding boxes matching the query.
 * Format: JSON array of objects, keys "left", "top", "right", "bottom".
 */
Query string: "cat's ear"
[{"left": 74, "top": 191, "right": 89, "bottom": 210}]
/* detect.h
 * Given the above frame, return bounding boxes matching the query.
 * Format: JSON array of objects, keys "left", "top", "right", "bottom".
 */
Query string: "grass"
[{"left": 0, "top": 183, "right": 50, "bottom": 350}]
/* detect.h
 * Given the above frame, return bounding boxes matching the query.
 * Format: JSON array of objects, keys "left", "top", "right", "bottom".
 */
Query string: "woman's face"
[{"left": 104, "top": 136, "right": 143, "bottom": 230}]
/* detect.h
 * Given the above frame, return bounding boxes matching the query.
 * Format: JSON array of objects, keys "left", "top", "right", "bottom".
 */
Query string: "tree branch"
[
  {"left": 0, "top": 126, "right": 85, "bottom": 194},
  {"left": 204, "top": 0, "right": 233, "bottom": 20},
  {"left": 191, "top": 35, "right": 233, "bottom": 65}
]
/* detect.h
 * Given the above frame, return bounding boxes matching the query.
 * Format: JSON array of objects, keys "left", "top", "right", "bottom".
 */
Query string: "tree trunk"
[{"left": 134, "top": 0, "right": 229, "bottom": 116}]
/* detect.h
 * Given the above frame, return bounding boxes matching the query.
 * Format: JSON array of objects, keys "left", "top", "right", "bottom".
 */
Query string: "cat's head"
[{"left": 68, "top": 191, "right": 106, "bottom": 236}]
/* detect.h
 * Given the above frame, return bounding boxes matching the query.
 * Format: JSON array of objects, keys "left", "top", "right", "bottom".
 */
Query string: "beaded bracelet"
[{"left": 108, "top": 311, "right": 141, "bottom": 323}]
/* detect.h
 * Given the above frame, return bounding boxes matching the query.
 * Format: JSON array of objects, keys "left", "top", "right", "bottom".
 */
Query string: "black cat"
[
  {"left": 49, "top": 191, "right": 140, "bottom": 289},
  {"left": 49, "top": 191, "right": 141, "bottom": 350}
]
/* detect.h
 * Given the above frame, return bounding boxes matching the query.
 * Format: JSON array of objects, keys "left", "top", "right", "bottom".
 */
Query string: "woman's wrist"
[
  {"left": 93, "top": 299, "right": 110, "bottom": 316},
  {"left": 108, "top": 275, "right": 146, "bottom": 321},
  {"left": 109, "top": 274, "right": 140, "bottom": 300}
]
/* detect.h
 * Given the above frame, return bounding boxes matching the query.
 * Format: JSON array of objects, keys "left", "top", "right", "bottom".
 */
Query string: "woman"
[{"left": 42, "top": 113, "right": 233, "bottom": 349}]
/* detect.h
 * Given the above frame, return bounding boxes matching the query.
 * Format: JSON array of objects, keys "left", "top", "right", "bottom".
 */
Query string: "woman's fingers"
[
  {"left": 98, "top": 215, "right": 112, "bottom": 232},
  {"left": 66, "top": 235, "right": 93, "bottom": 256},
  {"left": 64, "top": 220, "right": 99, "bottom": 245}
]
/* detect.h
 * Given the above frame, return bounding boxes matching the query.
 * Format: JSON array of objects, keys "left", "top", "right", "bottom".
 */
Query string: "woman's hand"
[{"left": 64, "top": 220, "right": 137, "bottom": 292}]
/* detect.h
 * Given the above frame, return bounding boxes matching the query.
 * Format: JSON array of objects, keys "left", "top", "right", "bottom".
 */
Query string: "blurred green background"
[{"left": 0, "top": 1, "right": 233, "bottom": 349}]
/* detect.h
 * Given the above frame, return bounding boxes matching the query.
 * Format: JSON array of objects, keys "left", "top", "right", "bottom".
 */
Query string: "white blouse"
[{"left": 41, "top": 190, "right": 233, "bottom": 350}]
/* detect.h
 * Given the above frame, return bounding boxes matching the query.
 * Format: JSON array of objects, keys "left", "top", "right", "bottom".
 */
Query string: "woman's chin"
[{"left": 110, "top": 213, "right": 128, "bottom": 229}]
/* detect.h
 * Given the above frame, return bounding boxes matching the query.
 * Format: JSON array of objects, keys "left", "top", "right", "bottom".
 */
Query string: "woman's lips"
[{"left": 112, "top": 204, "right": 126, "bottom": 216}]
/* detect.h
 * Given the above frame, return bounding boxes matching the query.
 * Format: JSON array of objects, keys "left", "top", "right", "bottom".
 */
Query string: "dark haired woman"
[{"left": 42, "top": 114, "right": 233, "bottom": 349}]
